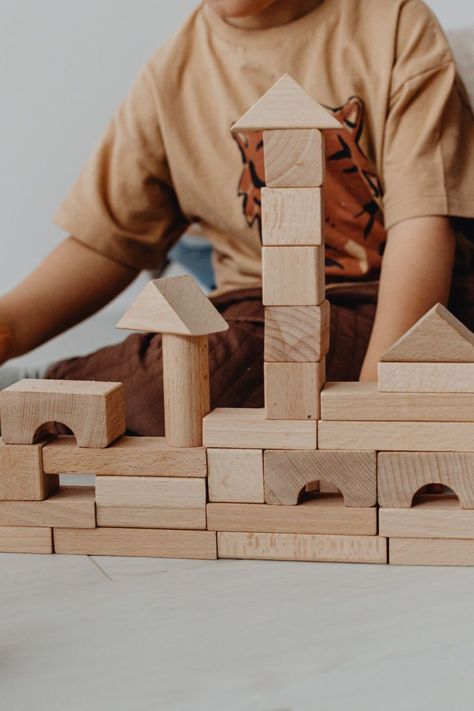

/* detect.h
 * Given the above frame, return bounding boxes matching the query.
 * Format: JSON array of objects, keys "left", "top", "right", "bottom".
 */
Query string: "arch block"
[{"left": 0, "top": 380, "right": 125, "bottom": 449}]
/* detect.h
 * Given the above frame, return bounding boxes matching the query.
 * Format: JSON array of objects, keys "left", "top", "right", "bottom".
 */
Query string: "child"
[{"left": 0, "top": 0, "right": 473, "bottom": 435}]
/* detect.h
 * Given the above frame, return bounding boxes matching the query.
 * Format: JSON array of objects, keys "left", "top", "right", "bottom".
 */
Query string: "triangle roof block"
[
  {"left": 116, "top": 275, "right": 229, "bottom": 336},
  {"left": 232, "top": 74, "right": 342, "bottom": 132},
  {"left": 380, "top": 303, "right": 474, "bottom": 363}
]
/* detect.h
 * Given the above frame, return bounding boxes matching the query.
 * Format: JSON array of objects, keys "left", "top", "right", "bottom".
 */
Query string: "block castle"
[{"left": 2, "top": 75, "right": 474, "bottom": 566}]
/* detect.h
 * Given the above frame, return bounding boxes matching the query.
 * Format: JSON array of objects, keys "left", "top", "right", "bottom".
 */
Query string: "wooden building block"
[
  {"left": 54, "top": 528, "right": 217, "bottom": 559},
  {"left": 0, "top": 486, "right": 96, "bottom": 528},
  {"left": 262, "top": 188, "right": 322, "bottom": 245},
  {"left": 262, "top": 247, "right": 325, "bottom": 306},
  {"left": 265, "top": 362, "right": 325, "bottom": 420},
  {"left": 380, "top": 495, "right": 474, "bottom": 538},
  {"left": 203, "top": 408, "right": 317, "bottom": 450},
  {"left": 0, "top": 526, "right": 53, "bottom": 554},
  {"left": 263, "top": 130, "right": 324, "bottom": 188},
  {"left": 378, "top": 362, "right": 474, "bottom": 393},
  {"left": 207, "top": 449, "right": 264, "bottom": 503},
  {"left": 0, "top": 439, "right": 59, "bottom": 501},
  {"left": 217, "top": 531, "right": 387, "bottom": 564},
  {"left": 207, "top": 496, "right": 377, "bottom": 535},
  {"left": 318, "top": 421, "right": 474, "bottom": 452},
  {"left": 96, "top": 476, "right": 206, "bottom": 529},
  {"left": 378, "top": 452, "right": 474, "bottom": 509},
  {"left": 0, "top": 379, "right": 125, "bottom": 448},
  {"left": 265, "top": 303, "right": 330, "bottom": 363},
  {"left": 389, "top": 538, "right": 474, "bottom": 566},
  {"left": 320, "top": 381, "right": 474, "bottom": 422},
  {"left": 264, "top": 450, "right": 376, "bottom": 507}
]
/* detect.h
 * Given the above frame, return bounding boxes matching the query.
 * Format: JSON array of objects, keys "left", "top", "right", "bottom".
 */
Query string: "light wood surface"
[
  {"left": 262, "top": 246, "right": 325, "bottom": 306},
  {"left": 54, "top": 528, "right": 217, "bottom": 559},
  {"left": 0, "top": 526, "right": 53, "bottom": 554},
  {"left": 380, "top": 495, "right": 474, "bottom": 538},
  {"left": 389, "top": 537, "right": 474, "bottom": 566},
  {"left": 378, "top": 452, "right": 474, "bottom": 508},
  {"left": 265, "top": 361, "right": 325, "bottom": 420},
  {"left": 217, "top": 531, "right": 387, "bottom": 564},
  {"left": 378, "top": 362, "right": 474, "bottom": 393},
  {"left": 0, "top": 439, "right": 59, "bottom": 501},
  {"left": 0, "top": 379, "right": 125, "bottom": 448},
  {"left": 262, "top": 188, "right": 322, "bottom": 245},
  {"left": 207, "top": 449, "right": 264, "bottom": 503},
  {"left": 265, "top": 302, "right": 330, "bottom": 363},
  {"left": 0, "top": 486, "right": 96, "bottom": 528},
  {"left": 264, "top": 450, "right": 376, "bottom": 507},
  {"left": 203, "top": 408, "right": 317, "bottom": 449},
  {"left": 263, "top": 129, "right": 324, "bottom": 187}
]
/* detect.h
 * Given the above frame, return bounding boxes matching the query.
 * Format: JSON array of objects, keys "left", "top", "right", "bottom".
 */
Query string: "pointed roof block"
[
  {"left": 232, "top": 74, "right": 342, "bottom": 132},
  {"left": 380, "top": 303, "right": 474, "bottom": 363},
  {"left": 116, "top": 275, "right": 229, "bottom": 336}
]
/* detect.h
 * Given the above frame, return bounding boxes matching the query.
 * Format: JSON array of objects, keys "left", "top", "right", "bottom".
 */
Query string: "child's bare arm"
[
  {"left": 0, "top": 237, "right": 138, "bottom": 365},
  {"left": 359, "top": 216, "right": 456, "bottom": 381}
]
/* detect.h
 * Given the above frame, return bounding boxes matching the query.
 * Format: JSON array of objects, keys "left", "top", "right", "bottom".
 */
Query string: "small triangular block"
[
  {"left": 380, "top": 303, "right": 474, "bottom": 363},
  {"left": 232, "top": 74, "right": 342, "bottom": 132},
  {"left": 116, "top": 275, "right": 229, "bottom": 336}
]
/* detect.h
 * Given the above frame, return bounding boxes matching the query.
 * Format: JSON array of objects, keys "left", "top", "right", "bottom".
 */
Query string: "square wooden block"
[
  {"left": 265, "top": 362, "right": 325, "bottom": 420},
  {"left": 263, "top": 129, "right": 324, "bottom": 187},
  {"left": 265, "top": 302, "right": 330, "bottom": 362},
  {"left": 0, "top": 439, "right": 59, "bottom": 501},
  {"left": 208, "top": 449, "right": 264, "bottom": 503},
  {"left": 262, "top": 246, "right": 325, "bottom": 306},
  {"left": 262, "top": 188, "right": 322, "bottom": 246}
]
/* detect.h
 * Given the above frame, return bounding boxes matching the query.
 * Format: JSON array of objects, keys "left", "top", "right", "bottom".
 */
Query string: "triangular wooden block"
[
  {"left": 231, "top": 74, "right": 342, "bottom": 131},
  {"left": 380, "top": 303, "right": 474, "bottom": 362},
  {"left": 116, "top": 275, "right": 229, "bottom": 336}
]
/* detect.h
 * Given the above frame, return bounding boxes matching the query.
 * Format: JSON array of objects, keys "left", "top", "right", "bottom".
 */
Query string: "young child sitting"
[{"left": 0, "top": 0, "right": 473, "bottom": 435}]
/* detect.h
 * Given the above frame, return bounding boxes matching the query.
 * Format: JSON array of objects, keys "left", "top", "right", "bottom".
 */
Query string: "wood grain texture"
[
  {"left": 54, "top": 528, "right": 217, "bottom": 559},
  {"left": 389, "top": 537, "right": 474, "bottom": 566},
  {"left": 262, "top": 187, "right": 322, "bottom": 245},
  {"left": 203, "top": 408, "right": 317, "bottom": 450},
  {"left": 265, "top": 361, "right": 325, "bottom": 420},
  {"left": 378, "top": 452, "right": 474, "bottom": 508},
  {"left": 264, "top": 449, "right": 376, "bottom": 507},
  {"left": 207, "top": 449, "right": 264, "bottom": 503},
  {"left": 0, "top": 379, "right": 125, "bottom": 448},
  {"left": 262, "top": 247, "right": 325, "bottom": 306},
  {"left": 263, "top": 130, "right": 324, "bottom": 188},
  {"left": 0, "top": 526, "right": 53, "bottom": 554},
  {"left": 0, "top": 439, "right": 59, "bottom": 501},
  {"left": 0, "top": 486, "right": 96, "bottom": 528},
  {"left": 378, "top": 362, "right": 474, "bottom": 393},
  {"left": 217, "top": 531, "right": 387, "bottom": 564},
  {"left": 380, "top": 495, "right": 474, "bottom": 538},
  {"left": 265, "top": 302, "right": 330, "bottom": 363}
]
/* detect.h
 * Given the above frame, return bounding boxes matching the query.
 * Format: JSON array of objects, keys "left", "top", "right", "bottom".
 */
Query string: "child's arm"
[
  {"left": 0, "top": 237, "right": 138, "bottom": 365},
  {"left": 359, "top": 215, "right": 456, "bottom": 381}
]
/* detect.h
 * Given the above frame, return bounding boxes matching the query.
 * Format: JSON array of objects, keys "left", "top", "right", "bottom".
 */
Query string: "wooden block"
[
  {"left": 265, "top": 362, "right": 325, "bottom": 420},
  {"left": 0, "top": 379, "right": 125, "bottom": 448},
  {"left": 0, "top": 526, "right": 53, "bottom": 554},
  {"left": 262, "top": 188, "right": 322, "bottom": 245},
  {"left": 378, "top": 362, "right": 474, "bottom": 393},
  {"left": 264, "top": 450, "right": 376, "bottom": 507},
  {"left": 96, "top": 476, "right": 206, "bottom": 529},
  {"left": 389, "top": 537, "right": 474, "bottom": 566},
  {"left": 380, "top": 495, "right": 474, "bottom": 538},
  {"left": 0, "top": 439, "right": 59, "bottom": 500},
  {"left": 203, "top": 408, "right": 317, "bottom": 450},
  {"left": 54, "top": 528, "right": 217, "bottom": 559},
  {"left": 0, "top": 486, "right": 96, "bottom": 528},
  {"left": 318, "top": 421, "right": 474, "bottom": 452},
  {"left": 218, "top": 531, "right": 387, "bottom": 564},
  {"left": 262, "top": 247, "right": 325, "bottom": 306},
  {"left": 207, "top": 449, "right": 264, "bottom": 503},
  {"left": 263, "top": 130, "right": 324, "bottom": 188},
  {"left": 378, "top": 452, "right": 474, "bottom": 508},
  {"left": 42, "top": 435, "right": 207, "bottom": 477},
  {"left": 265, "top": 303, "right": 330, "bottom": 363},
  {"left": 208, "top": 496, "right": 377, "bottom": 535},
  {"left": 321, "top": 381, "right": 474, "bottom": 422}
]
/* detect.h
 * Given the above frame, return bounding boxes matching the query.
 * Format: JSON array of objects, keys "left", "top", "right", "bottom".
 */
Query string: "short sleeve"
[
  {"left": 54, "top": 63, "right": 189, "bottom": 270},
  {"left": 382, "top": 0, "right": 474, "bottom": 230}
]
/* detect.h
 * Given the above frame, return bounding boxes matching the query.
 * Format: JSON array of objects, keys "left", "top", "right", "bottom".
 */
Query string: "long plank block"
[
  {"left": 0, "top": 439, "right": 59, "bottom": 500},
  {"left": 265, "top": 362, "right": 324, "bottom": 420},
  {"left": 207, "top": 449, "right": 264, "bottom": 503},
  {"left": 42, "top": 436, "right": 207, "bottom": 477},
  {"left": 218, "top": 532, "right": 387, "bottom": 564},
  {"left": 263, "top": 129, "right": 324, "bottom": 187},
  {"left": 0, "top": 526, "right": 53, "bottom": 554},
  {"left": 318, "top": 421, "right": 474, "bottom": 451},
  {"left": 262, "top": 247, "right": 325, "bottom": 306},
  {"left": 265, "top": 303, "right": 330, "bottom": 363},
  {"left": 54, "top": 528, "right": 217, "bottom": 559},
  {"left": 380, "top": 496, "right": 474, "bottom": 538},
  {"left": 262, "top": 188, "right": 322, "bottom": 245},
  {"left": 389, "top": 538, "right": 474, "bottom": 566},
  {"left": 203, "top": 409, "right": 317, "bottom": 449},
  {"left": 207, "top": 497, "right": 377, "bottom": 535},
  {"left": 378, "top": 362, "right": 474, "bottom": 393},
  {"left": 0, "top": 486, "right": 96, "bottom": 528}
]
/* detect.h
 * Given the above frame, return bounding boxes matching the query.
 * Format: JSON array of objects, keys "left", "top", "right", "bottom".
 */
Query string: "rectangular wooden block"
[
  {"left": 265, "top": 361, "right": 325, "bottom": 420},
  {"left": 262, "top": 187, "right": 322, "bottom": 246},
  {"left": 320, "top": 381, "right": 474, "bottom": 421},
  {"left": 218, "top": 532, "right": 387, "bottom": 564},
  {"left": 42, "top": 435, "right": 207, "bottom": 477},
  {"left": 318, "top": 421, "right": 474, "bottom": 452},
  {"left": 262, "top": 247, "right": 325, "bottom": 306},
  {"left": 265, "top": 302, "right": 330, "bottom": 363},
  {"left": 378, "top": 362, "right": 474, "bottom": 393},
  {"left": 207, "top": 449, "right": 264, "bottom": 503},
  {"left": 208, "top": 496, "right": 377, "bottom": 535},
  {"left": 96, "top": 476, "right": 206, "bottom": 529},
  {"left": 380, "top": 496, "right": 474, "bottom": 539},
  {"left": 0, "top": 526, "right": 53, "bottom": 554},
  {"left": 0, "top": 486, "right": 96, "bottom": 528},
  {"left": 263, "top": 129, "right": 324, "bottom": 187},
  {"left": 389, "top": 538, "right": 474, "bottom": 566},
  {"left": 54, "top": 528, "right": 217, "bottom": 559},
  {"left": 203, "top": 409, "right": 317, "bottom": 450},
  {"left": 0, "top": 439, "right": 59, "bottom": 500}
]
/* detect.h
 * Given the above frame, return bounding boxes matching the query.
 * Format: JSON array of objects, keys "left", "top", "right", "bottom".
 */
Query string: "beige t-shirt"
[{"left": 54, "top": 0, "right": 474, "bottom": 295}]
